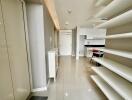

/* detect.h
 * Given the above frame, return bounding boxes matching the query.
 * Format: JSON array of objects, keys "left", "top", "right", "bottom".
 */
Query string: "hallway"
[{"left": 48, "top": 56, "right": 107, "bottom": 100}]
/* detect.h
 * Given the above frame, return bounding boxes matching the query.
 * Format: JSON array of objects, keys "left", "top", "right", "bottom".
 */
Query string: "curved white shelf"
[
  {"left": 95, "top": 0, "right": 112, "bottom": 7},
  {"left": 86, "top": 37, "right": 105, "bottom": 40},
  {"left": 95, "top": 0, "right": 132, "bottom": 18},
  {"left": 91, "top": 75, "right": 123, "bottom": 100},
  {"left": 92, "top": 67, "right": 132, "bottom": 100},
  {"left": 92, "top": 58, "right": 132, "bottom": 82},
  {"left": 106, "top": 32, "right": 132, "bottom": 39},
  {"left": 95, "top": 48, "right": 132, "bottom": 59},
  {"left": 97, "top": 10, "right": 132, "bottom": 28}
]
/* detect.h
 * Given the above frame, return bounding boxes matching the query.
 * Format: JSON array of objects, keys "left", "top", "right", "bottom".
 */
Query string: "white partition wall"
[{"left": 26, "top": 4, "right": 47, "bottom": 91}]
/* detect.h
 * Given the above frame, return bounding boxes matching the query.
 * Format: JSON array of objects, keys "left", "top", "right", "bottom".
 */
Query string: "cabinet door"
[
  {"left": 0, "top": 1, "right": 14, "bottom": 100},
  {"left": 1, "top": 0, "right": 30, "bottom": 99}
]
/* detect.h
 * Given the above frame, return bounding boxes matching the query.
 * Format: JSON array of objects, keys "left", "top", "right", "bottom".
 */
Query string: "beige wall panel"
[
  {"left": 1, "top": 0, "right": 30, "bottom": 99},
  {"left": 0, "top": 1, "right": 14, "bottom": 99}
]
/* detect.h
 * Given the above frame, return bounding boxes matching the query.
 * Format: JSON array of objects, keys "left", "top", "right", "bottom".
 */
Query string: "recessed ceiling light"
[
  {"left": 88, "top": 88, "right": 92, "bottom": 92},
  {"left": 64, "top": 92, "right": 69, "bottom": 97},
  {"left": 65, "top": 21, "right": 69, "bottom": 25},
  {"left": 67, "top": 9, "right": 72, "bottom": 14}
]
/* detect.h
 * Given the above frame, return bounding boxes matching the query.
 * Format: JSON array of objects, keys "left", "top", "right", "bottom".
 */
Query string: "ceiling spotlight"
[
  {"left": 67, "top": 9, "right": 72, "bottom": 14},
  {"left": 65, "top": 21, "right": 69, "bottom": 25}
]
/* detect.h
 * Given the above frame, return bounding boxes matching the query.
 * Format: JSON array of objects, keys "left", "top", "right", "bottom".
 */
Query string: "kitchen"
[{"left": 76, "top": 27, "right": 106, "bottom": 59}]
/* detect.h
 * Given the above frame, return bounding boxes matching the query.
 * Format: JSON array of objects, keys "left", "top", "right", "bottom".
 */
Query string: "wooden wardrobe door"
[
  {"left": 1, "top": 0, "right": 30, "bottom": 99},
  {"left": 0, "top": 1, "right": 14, "bottom": 100}
]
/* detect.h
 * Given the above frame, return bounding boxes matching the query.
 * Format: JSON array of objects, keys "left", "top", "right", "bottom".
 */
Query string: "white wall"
[
  {"left": 79, "top": 35, "right": 85, "bottom": 56},
  {"left": 43, "top": 3, "right": 56, "bottom": 83},
  {"left": 76, "top": 27, "right": 80, "bottom": 59},
  {"left": 79, "top": 28, "right": 106, "bottom": 36},
  {"left": 72, "top": 28, "right": 77, "bottom": 56},
  {"left": 79, "top": 28, "right": 106, "bottom": 45},
  {"left": 26, "top": 4, "right": 47, "bottom": 90}
]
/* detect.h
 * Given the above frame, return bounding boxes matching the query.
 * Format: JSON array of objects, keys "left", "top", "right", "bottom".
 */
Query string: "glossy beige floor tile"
[{"left": 48, "top": 56, "right": 107, "bottom": 100}]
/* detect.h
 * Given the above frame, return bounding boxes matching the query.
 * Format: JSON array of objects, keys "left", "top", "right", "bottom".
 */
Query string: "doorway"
[{"left": 59, "top": 30, "right": 72, "bottom": 56}]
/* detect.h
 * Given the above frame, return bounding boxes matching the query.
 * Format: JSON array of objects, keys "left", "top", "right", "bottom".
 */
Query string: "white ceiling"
[
  {"left": 54, "top": 0, "right": 104, "bottom": 29},
  {"left": 25, "top": 0, "right": 112, "bottom": 29}
]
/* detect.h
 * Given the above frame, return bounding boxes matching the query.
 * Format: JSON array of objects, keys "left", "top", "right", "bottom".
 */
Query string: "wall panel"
[
  {"left": 1, "top": 0, "right": 30, "bottom": 99},
  {"left": 0, "top": 1, "right": 14, "bottom": 99}
]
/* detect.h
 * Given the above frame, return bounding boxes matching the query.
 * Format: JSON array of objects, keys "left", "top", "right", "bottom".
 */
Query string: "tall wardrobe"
[{"left": 0, "top": 0, "right": 30, "bottom": 100}]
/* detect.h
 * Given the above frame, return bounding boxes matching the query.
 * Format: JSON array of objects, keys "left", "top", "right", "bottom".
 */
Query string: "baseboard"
[
  {"left": 31, "top": 87, "right": 47, "bottom": 92},
  {"left": 30, "top": 79, "right": 50, "bottom": 97},
  {"left": 31, "top": 89, "right": 48, "bottom": 97},
  {"left": 46, "top": 78, "right": 50, "bottom": 90},
  {"left": 79, "top": 55, "right": 84, "bottom": 57},
  {"left": 72, "top": 54, "right": 75, "bottom": 56}
]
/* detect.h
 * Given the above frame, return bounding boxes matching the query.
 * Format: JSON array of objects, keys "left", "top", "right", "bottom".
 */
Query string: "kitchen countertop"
[{"left": 84, "top": 45, "right": 105, "bottom": 47}]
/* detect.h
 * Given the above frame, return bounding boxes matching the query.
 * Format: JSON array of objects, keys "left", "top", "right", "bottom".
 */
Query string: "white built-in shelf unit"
[
  {"left": 91, "top": 0, "right": 132, "bottom": 100},
  {"left": 94, "top": 48, "right": 132, "bottom": 59},
  {"left": 95, "top": 0, "right": 132, "bottom": 18},
  {"left": 91, "top": 75, "right": 123, "bottom": 100},
  {"left": 97, "top": 10, "right": 132, "bottom": 28},
  {"left": 105, "top": 32, "right": 132, "bottom": 39},
  {"left": 95, "top": 0, "right": 112, "bottom": 7},
  {"left": 92, "top": 67, "right": 132, "bottom": 100},
  {"left": 92, "top": 58, "right": 132, "bottom": 82}
]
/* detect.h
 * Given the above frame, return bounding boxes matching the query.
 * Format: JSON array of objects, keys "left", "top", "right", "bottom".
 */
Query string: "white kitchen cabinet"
[
  {"left": 48, "top": 49, "right": 59, "bottom": 81},
  {"left": 84, "top": 47, "right": 93, "bottom": 58},
  {"left": 86, "top": 49, "right": 93, "bottom": 57}
]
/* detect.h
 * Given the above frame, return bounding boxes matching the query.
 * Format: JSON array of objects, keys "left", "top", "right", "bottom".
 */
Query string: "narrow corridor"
[
  {"left": 48, "top": 56, "right": 107, "bottom": 100},
  {"left": 0, "top": 0, "right": 132, "bottom": 99}
]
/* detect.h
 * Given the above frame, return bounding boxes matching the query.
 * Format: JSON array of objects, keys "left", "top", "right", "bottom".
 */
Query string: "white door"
[{"left": 59, "top": 31, "right": 72, "bottom": 55}]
